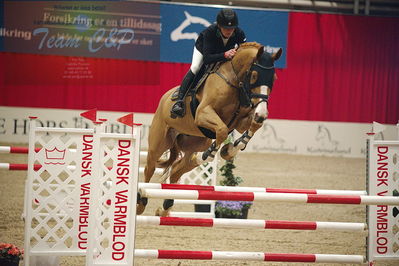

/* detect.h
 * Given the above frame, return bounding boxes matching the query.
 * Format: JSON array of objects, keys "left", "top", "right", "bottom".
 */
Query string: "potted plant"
[
  {"left": 215, "top": 159, "right": 252, "bottom": 219},
  {"left": 0, "top": 243, "right": 23, "bottom": 266}
]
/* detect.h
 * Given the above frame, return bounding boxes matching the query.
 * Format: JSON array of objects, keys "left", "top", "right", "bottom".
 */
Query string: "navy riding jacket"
[{"left": 195, "top": 24, "right": 246, "bottom": 65}]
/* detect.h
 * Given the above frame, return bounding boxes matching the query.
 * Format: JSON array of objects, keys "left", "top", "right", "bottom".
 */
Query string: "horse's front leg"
[
  {"left": 194, "top": 105, "right": 229, "bottom": 164},
  {"left": 221, "top": 100, "right": 269, "bottom": 161}
]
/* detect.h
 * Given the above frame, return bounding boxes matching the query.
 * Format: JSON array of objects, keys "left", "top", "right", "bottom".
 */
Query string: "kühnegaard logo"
[
  {"left": 307, "top": 125, "right": 351, "bottom": 155},
  {"left": 170, "top": 11, "right": 210, "bottom": 42},
  {"left": 252, "top": 123, "right": 297, "bottom": 153}
]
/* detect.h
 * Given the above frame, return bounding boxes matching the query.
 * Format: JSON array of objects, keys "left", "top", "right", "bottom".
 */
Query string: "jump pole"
[
  {"left": 0, "top": 162, "right": 163, "bottom": 175},
  {"left": 0, "top": 145, "right": 148, "bottom": 158},
  {"left": 134, "top": 249, "right": 366, "bottom": 263},
  {"left": 137, "top": 216, "right": 366, "bottom": 231},
  {"left": 139, "top": 188, "right": 399, "bottom": 205},
  {"left": 139, "top": 183, "right": 367, "bottom": 195}
]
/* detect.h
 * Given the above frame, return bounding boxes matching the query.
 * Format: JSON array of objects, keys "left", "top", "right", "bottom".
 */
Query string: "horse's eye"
[{"left": 250, "top": 71, "right": 258, "bottom": 84}]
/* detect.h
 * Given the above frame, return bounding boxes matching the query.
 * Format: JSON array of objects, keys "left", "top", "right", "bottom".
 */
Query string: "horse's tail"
[
  {"left": 156, "top": 142, "right": 180, "bottom": 169},
  {"left": 156, "top": 143, "right": 181, "bottom": 183}
]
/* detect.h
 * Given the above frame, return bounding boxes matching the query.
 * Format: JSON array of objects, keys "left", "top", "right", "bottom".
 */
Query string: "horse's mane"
[{"left": 238, "top": 42, "right": 262, "bottom": 50}]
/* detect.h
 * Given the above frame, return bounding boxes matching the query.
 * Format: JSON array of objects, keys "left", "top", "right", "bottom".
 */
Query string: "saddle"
[{"left": 171, "top": 63, "right": 219, "bottom": 101}]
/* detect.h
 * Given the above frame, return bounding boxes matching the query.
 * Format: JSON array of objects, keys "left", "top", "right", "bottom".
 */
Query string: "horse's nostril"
[
  {"left": 256, "top": 117, "right": 264, "bottom": 123},
  {"left": 254, "top": 114, "right": 266, "bottom": 123}
]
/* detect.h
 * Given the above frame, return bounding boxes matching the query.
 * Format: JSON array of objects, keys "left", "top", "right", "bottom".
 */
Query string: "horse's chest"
[{"left": 216, "top": 103, "right": 239, "bottom": 121}]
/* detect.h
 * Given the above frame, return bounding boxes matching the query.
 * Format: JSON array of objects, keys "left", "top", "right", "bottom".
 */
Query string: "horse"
[{"left": 138, "top": 42, "right": 282, "bottom": 216}]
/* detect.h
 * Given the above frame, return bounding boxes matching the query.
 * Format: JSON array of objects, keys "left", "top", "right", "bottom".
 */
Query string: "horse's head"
[{"left": 232, "top": 43, "right": 282, "bottom": 123}]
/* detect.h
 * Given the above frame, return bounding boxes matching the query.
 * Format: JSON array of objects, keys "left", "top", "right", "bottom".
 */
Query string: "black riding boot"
[{"left": 170, "top": 70, "right": 195, "bottom": 118}]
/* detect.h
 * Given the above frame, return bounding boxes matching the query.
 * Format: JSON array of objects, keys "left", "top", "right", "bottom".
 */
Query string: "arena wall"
[{"left": 1, "top": 106, "right": 396, "bottom": 158}]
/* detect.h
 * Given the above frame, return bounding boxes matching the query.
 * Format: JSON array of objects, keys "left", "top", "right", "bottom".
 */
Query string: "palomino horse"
[{"left": 138, "top": 42, "right": 282, "bottom": 216}]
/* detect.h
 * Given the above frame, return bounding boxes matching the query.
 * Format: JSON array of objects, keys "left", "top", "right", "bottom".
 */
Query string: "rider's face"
[{"left": 219, "top": 26, "right": 235, "bottom": 38}]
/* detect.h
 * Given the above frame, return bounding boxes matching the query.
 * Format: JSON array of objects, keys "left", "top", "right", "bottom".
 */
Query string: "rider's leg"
[
  {"left": 170, "top": 70, "right": 195, "bottom": 117},
  {"left": 171, "top": 47, "right": 203, "bottom": 118}
]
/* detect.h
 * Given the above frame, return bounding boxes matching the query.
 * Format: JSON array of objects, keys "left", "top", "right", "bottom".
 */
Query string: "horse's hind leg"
[
  {"left": 137, "top": 120, "right": 171, "bottom": 215},
  {"left": 156, "top": 152, "right": 199, "bottom": 217}
]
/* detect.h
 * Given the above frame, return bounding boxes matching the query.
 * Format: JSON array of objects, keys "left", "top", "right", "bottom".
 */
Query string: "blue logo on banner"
[{"left": 161, "top": 4, "right": 288, "bottom": 68}]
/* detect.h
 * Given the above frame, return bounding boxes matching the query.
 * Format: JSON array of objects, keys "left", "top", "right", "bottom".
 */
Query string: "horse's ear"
[
  {"left": 256, "top": 46, "right": 265, "bottom": 60},
  {"left": 272, "top": 48, "right": 283, "bottom": 61}
]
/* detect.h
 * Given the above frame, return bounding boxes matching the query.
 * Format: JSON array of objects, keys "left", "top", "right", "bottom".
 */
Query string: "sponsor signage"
[
  {"left": 0, "top": 106, "right": 152, "bottom": 148},
  {"left": 1, "top": 106, "right": 398, "bottom": 158},
  {"left": 0, "top": 1, "right": 160, "bottom": 61},
  {"left": 161, "top": 3, "right": 288, "bottom": 68},
  {"left": 368, "top": 136, "right": 399, "bottom": 261}
]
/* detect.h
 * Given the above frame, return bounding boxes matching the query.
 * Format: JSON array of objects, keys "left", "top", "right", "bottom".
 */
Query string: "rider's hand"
[{"left": 224, "top": 49, "right": 236, "bottom": 60}]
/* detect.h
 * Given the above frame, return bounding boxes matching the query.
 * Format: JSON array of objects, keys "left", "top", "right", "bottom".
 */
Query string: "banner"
[
  {"left": 0, "top": 1, "right": 160, "bottom": 61},
  {"left": 160, "top": 3, "right": 288, "bottom": 68},
  {"left": 0, "top": 1, "right": 287, "bottom": 67},
  {"left": 2, "top": 106, "right": 398, "bottom": 158}
]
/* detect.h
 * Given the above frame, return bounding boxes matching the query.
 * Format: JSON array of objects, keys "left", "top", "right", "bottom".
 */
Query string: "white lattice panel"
[
  {"left": 24, "top": 123, "right": 95, "bottom": 265},
  {"left": 179, "top": 157, "right": 217, "bottom": 186}
]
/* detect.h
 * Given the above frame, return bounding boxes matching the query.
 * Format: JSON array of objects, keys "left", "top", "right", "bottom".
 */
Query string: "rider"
[{"left": 170, "top": 8, "right": 246, "bottom": 118}]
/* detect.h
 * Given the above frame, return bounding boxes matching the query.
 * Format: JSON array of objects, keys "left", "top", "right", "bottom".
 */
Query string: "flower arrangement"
[
  {"left": 215, "top": 200, "right": 252, "bottom": 218},
  {"left": 0, "top": 243, "right": 24, "bottom": 265}
]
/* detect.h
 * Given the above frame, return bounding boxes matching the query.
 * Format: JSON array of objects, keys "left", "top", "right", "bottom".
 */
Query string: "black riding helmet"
[{"left": 216, "top": 8, "right": 238, "bottom": 29}]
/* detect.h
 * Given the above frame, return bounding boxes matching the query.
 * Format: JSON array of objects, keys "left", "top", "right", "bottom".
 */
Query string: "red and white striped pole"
[
  {"left": 139, "top": 183, "right": 367, "bottom": 195},
  {"left": 139, "top": 188, "right": 399, "bottom": 206},
  {"left": 0, "top": 163, "right": 161, "bottom": 175},
  {"left": 0, "top": 146, "right": 40, "bottom": 153},
  {"left": 137, "top": 216, "right": 366, "bottom": 231},
  {"left": 134, "top": 249, "right": 366, "bottom": 263},
  {"left": 0, "top": 145, "right": 148, "bottom": 157},
  {"left": 0, "top": 163, "right": 42, "bottom": 171}
]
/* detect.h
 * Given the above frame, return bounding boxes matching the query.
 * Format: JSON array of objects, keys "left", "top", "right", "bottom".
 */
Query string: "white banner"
[
  {"left": 245, "top": 119, "right": 397, "bottom": 157},
  {"left": 0, "top": 106, "right": 397, "bottom": 158}
]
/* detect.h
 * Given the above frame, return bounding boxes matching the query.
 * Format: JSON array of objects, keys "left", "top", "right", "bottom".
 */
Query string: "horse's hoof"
[
  {"left": 136, "top": 204, "right": 146, "bottom": 215},
  {"left": 220, "top": 143, "right": 235, "bottom": 161},
  {"left": 155, "top": 207, "right": 170, "bottom": 217}
]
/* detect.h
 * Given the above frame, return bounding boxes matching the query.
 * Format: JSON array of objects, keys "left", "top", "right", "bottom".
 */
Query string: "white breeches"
[{"left": 190, "top": 47, "right": 203, "bottom": 74}]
